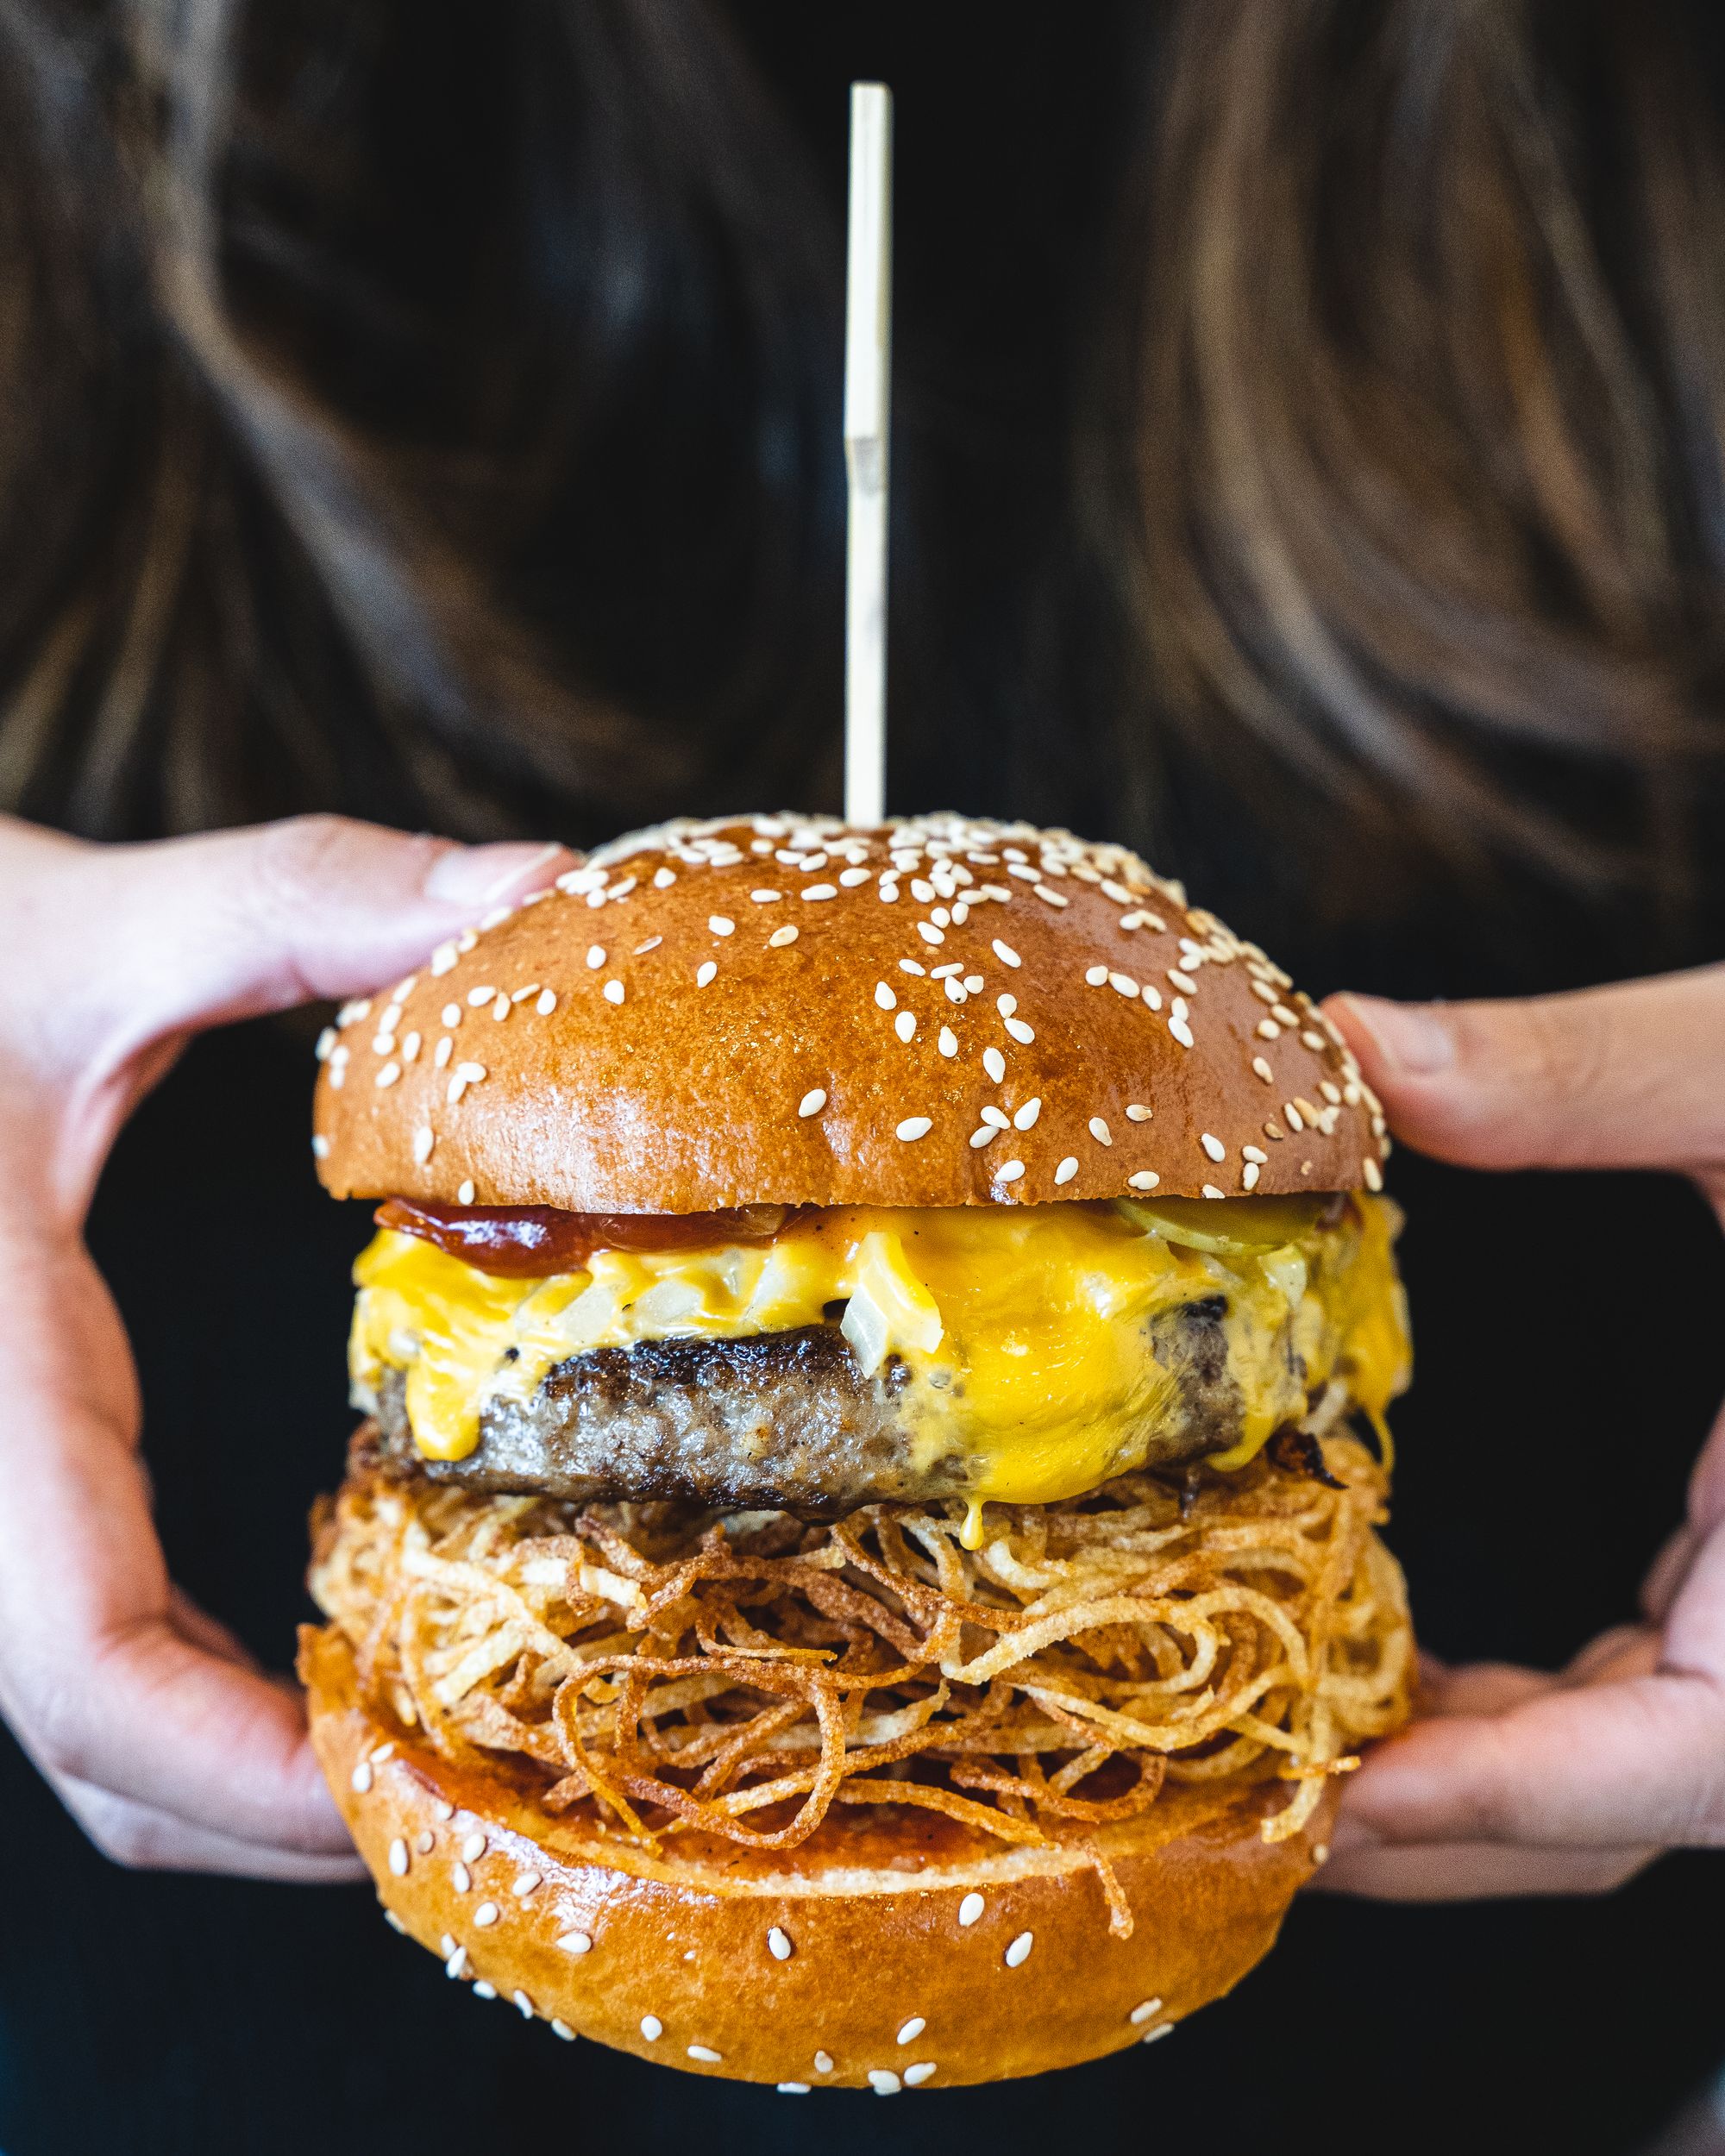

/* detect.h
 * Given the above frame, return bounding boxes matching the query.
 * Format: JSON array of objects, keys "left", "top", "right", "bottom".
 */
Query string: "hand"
[
  {"left": 0, "top": 814, "right": 575, "bottom": 1877},
  {"left": 1318, "top": 969, "right": 1725, "bottom": 1898}
]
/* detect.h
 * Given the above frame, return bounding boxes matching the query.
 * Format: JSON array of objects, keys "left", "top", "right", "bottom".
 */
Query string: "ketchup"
[{"left": 374, "top": 1197, "right": 796, "bottom": 1277}]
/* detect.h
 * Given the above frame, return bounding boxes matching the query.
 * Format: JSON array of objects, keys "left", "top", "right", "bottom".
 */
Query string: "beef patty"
[{"left": 373, "top": 1294, "right": 1282, "bottom": 1514}]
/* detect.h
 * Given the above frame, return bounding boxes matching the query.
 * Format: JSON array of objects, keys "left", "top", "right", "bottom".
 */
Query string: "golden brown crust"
[
  {"left": 313, "top": 814, "right": 1386, "bottom": 1210},
  {"left": 301, "top": 1621, "right": 1339, "bottom": 2087}
]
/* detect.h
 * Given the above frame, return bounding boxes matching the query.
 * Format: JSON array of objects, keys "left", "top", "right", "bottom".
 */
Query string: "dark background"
[{"left": 3, "top": 3, "right": 1724, "bottom": 2149}]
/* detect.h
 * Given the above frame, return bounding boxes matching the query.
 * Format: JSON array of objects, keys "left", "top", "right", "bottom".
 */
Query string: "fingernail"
[
  {"left": 424, "top": 840, "right": 568, "bottom": 908},
  {"left": 1335, "top": 994, "right": 1456, "bottom": 1076}
]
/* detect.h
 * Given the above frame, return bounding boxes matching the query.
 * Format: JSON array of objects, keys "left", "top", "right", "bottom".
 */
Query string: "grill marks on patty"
[{"left": 374, "top": 1300, "right": 1281, "bottom": 1514}]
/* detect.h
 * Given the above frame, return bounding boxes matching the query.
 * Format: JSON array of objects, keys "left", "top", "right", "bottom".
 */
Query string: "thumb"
[
  {"left": 11, "top": 814, "right": 579, "bottom": 1074},
  {"left": 1326, "top": 965, "right": 1725, "bottom": 1178}
]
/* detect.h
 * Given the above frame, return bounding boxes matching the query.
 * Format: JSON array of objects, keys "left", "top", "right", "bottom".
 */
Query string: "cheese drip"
[{"left": 350, "top": 1194, "right": 1408, "bottom": 1514}]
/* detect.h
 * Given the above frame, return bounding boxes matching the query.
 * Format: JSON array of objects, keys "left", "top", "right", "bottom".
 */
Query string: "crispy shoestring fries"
[{"left": 310, "top": 1431, "right": 1411, "bottom": 1937}]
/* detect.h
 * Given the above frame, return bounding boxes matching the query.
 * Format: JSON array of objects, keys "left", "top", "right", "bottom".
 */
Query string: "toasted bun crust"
[
  {"left": 301, "top": 1622, "right": 1338, "bottom": 2088},
  {"left": 314, "top": 814, "right": 1385, "bottom": 1210}
]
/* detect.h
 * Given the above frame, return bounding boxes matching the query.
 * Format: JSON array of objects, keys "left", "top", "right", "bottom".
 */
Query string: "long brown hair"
[{"left": 3, "top": 0, "right": 1725, "bottom": 930}]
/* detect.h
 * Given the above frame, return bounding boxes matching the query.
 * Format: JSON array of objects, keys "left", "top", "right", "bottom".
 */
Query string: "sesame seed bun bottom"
[{"left": 300, "top": 1623, "right": 1339, "bottom": 2087}]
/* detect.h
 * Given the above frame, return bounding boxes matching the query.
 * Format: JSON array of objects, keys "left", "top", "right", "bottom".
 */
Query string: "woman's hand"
[
  {"left": 1320, "top": 969, "right": 1725, "bottom": 1898},
  {"left": 0, "top": 814, "right": 574, "bottom": 1878}
]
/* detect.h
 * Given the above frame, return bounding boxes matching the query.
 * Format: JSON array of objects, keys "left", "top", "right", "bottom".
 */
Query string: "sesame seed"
[
  {"left": 1302, "top": 1029, "right": 1327, "bottom": 1051},
  {"left": 750, "top": 889, "right": 781, "bottom": 903},
  {"left": 1251, "top": 980, "right": 1279, "bottom": 1004},
  {"left": 388, "top": 1839, "right": 409, "bottom": 1877},
  {"left": 1142, "top": 984, "right": 1164, "bottom": 1011},
  {"left": 1200, "top": 1132, "right": 1226, "bottom": 1162},
  {"left": 384, "top": 1910, "right": 406, "bottom": 1934},
  {"left": 1004, "top": 1017, "right": 1034, "bottom": 1044},
  {"left": 1284, "top": 1102, "right": 1305, "bottom": 1131},
  {"left": 401, "top": 1031, "right": 422, "bottom": 1061},
  {"left": 1202, "top": 1183, "right": 1226, "bottom": 1200},
  {"left": 633, "top": 937, "right": 661, "bottom": 956},
  {"left": 1005, "top": 1932, "right": 1034, "bottom": 1968},
  {"left": 814, "top": 2052, "right": 835, "bottom": 2073},
  {"left": 768, "top": 1927, "right": 794, "bottom": 1960},
  {"left": 840, "top": 867, "right": 872, "bottom": 886},
  {"left": 904, "top": 2063, "right": 937, "bottom": 2086},
  {"left": 1054, "top": 1156, "right": 1078, "bottom": 1185},
  {"left": 1243, "top": 1144, "right": 1268, "bottom": 1163},
  {"left": 1089, "top": 1118, "right": 1113, "bottom": 1145},
  {"left": 688, "top": 2046, "right": 723, "bottom": 2064},
  {"left": 894, "top": 1011, "right": 916, "bottom": 1043},
  {"left": 1320, "top": 1078, "right": 1342, "bottom": 1104},
  {"left": 536, "top": 989, "right": 557, "bottom": 1016},
  {"left": 442, "top": 1004, "right": 461, "bottom": 1028},
  {"left": 969, "top": 1126, "right": 995, "bottom": 1148},
  {"left": 445, "top": 1946, "right": 468, "bottom": 1978},
  {"left": 798, "top": 1089, "right": 827, "bottom": 1118},
  {"left": 374, "top": 1061, "right": 401, "bottom": 1089},
  {"left": 869, "top": 2071, "right": 902, "bottom": 2095},
  {"left": 416, "top": 1831, "right": 434, "bottom": 1855},
  {"left": 931, "top": 962, "right": 960, "bottom": 978},
  {"left": 315, "top": 1026, "right": 336, "bottom": 1062},
  {"left": 556, "top": 1931, "right": 593, "bottom": 1954},
  {"left": 900, "top": 958, "right": 926, "bottom": 975},
  {"left": 944, "top": 977, "right": 966, "bottom": 1005},
  {"left": 911, "top": 879, "right": 935, "bottom": 902},
  {"left": 997, "top": 993, "right": 1018, "bottom": 1016},
  {"left": 430, "top": 943, "right": 458, "bottom": 975},
  {"left": 640, "top": 2016, "right": 662, "bottom": 2041},
  {"left": 514, "top": 1990, "right": 535, "bottom": 2018},
  {"left": 1170, "top": 1018, "right": 1195, "bottom": 1048},
  {"left": 491, "top": 994, "right": 509, "bottom": 1021},
  {"left": 552, "top": 2021, "right": 576, "bottom": 2041},
  {"left": 993, "top": 940, "right": 1021, "bottom": 968},
  {"left": 1084, "top": 966, "right": 1108, "bottom": 987},
  {"left": 310, "top": 1134, "right": 330, "bottom": 1160},
  {"left": 981, "top": 1106, "right": 1010, "bottom": 1129},
  {"left": 875, "top": 982, "right": 898, "bottom": 1010},
  {"left": 654, "top": 867, "right": 677, "bottom": 887},
  {"left": 918, "top": 922, "right": 944, "bottom": 945},
  {"left": 461, "top": 1832, "right": 486, "bottom": 1862},
  {"left": 1272, "top": 1004, "right": 1300, "bottom": 1027},
  {"left": 411, "top": 1126, "right": 435, "bottom": 1165},
  {"left": 1130, "top": 1998, "right": 1164, "bottom": 2026},
  {"left": 586, "top": 946, "right": 605, "bottom": 969},
  {"left": 350, "top": 1762, "right": 373, "bottom": 1794},
  {"left": 1108, "top": 972, "right": 1138, "bottom": 997},
  {"left": 1257, "top": 1018, "right": 1280, "bottom": 1041},
  {"left": 897, "top": 2018, "right": 925, "bottom": 2046},
  {"left": 777, "top": 2083, "right": 811, "bottom": 2094},
  {"left": 1242, "top": 1162, "right": 1261, "bottom": 1189},
  {"left": 474, "top": 1902, "right": 499, "bottom": 1927},
  {"left": 1033, "top": 884, "right": 1067, "bottom": 907},
  {"left": 768, "top": 925, "right": 799, "bottom": 948},
  {"left": 1252, "top": 1056, "right": 1274, "bottom": 1082},
  {"left": 467, "top": 987, "right": 496, "bottom": 1007},
  {"left": 1364, "top": 1156, "right": 1384, "bottom": 1191},
  {"left": 1126, "top": 1103, "right": 1152, "bottom": 1121},
  {"left": 963, "top": 973, "right": 983, "bottom": 993},
  {"left": 938, "top": 1027, "right": 957, "bottom": 1057},
  {"left": 452, "top": 1863, "right": 471, "bottom": 1894},
  {"left": 513, "top": 1872, "right": 541, "bottom": 1898},
  {"left": 997, "top": 1161, "right": 1025, "bottom": 1182},
  {"left": 1143, "top": 2024, "right": 1175, "bottom": 2046},
  {"left": 803, "top": 884, "right": 837, "bottom": 901},
  {"left": 983, "top": 1046, "right": 1007, "bottom": 1083},
  {"left": 1013, "top": 1097, "right": 1041, "bottom": 1129},
  {"left": 1127, "top": 1170, "right": 1160, "bottom": 1190},
  {"left": 458, "top": 1180, "right": 476, "bottom": 1205},
  {"left": 1169, "top": 968, "right": 1198, "bottom": 993},
  {"left": 896, "top": 1116, "right": 932, "bottom": 1142}
]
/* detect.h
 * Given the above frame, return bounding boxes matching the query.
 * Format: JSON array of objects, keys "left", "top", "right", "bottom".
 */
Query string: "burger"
[{"left": 299, "top": 812, "right": 1414, "bottom": 2089}]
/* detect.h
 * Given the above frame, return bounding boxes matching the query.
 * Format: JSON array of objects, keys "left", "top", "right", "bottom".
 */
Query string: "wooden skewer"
[{"left": 844, "top": 81, "right": 893, "bottom": 829}]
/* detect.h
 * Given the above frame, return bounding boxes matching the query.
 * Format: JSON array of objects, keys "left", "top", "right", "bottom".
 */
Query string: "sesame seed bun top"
[{"left": 311, "top": 813, "right": 1389, "bottom": 1211}]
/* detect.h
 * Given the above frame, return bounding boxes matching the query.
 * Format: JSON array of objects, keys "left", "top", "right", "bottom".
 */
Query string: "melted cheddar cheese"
[{"left": 349, "top": 1194, "right": 1409, "bottom": 1523}]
